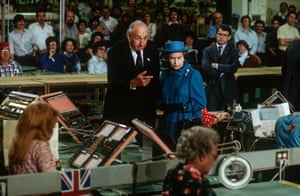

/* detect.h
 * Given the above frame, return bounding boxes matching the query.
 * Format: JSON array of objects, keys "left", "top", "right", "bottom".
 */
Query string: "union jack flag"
[{"left": 61, "top": 169, "right": 91, "bottom": 196}]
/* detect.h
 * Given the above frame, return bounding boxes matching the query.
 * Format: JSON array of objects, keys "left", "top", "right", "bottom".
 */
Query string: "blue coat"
[
  {"left": 62, "top": 52, "right": 80, "bottom": 73},
  {"left": 40, "top": 52, "right": 64, "bottom": 73},
  {"left": 160, "top": 63, "right": 207, "bottom": 138}
]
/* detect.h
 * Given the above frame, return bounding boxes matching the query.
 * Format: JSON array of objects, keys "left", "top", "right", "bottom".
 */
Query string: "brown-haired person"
[
  {"left": 277, "top": 12, "right": 300, "bottom": 78},
  {"left": 236, "top": 40, "right": 261, "bottom": 67},
  {"left": 39, "top": 36, "right": 64, "bottom": 73},
  {"left": 28, "top": 10, "right": 54, "bottom": 55},
  {"left": 234, "top": 15, "right": 258, "bottom": 55},
  {"left": 162, "top": 126, "right": 220, "bottom": 195},
  {"left": 8, "top": 102, "right": 59, "bottom": 174},
  {"left": 265, "top": 17, "right": 281, "bottom": 66},
  {"left": 160, "top": 7, "right": 185, "bottom": 47},
  {"left": 9, "top": 14, "right": 39, "bottom": 67},
  {"left": 207, "top": 11, "right": 224, "bottom": 44},
  {"left": 272, "top": 2, "right": 288, "bottom": 25}
]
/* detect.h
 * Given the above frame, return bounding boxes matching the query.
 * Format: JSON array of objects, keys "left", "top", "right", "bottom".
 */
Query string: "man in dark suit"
[
  {"left": 201, "top": 24, "right": 239, "bottom": 111},
  {"left": 283, "top": 40, "right": 300, "bottom": 111},
  {"left": 103, "top": 20, "right": 160, "bottom": 127}
]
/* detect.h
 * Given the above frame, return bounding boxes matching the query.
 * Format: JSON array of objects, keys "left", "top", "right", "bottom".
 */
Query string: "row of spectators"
[{"left": 2, "top": 1, "right": 300, "bottom": 77}]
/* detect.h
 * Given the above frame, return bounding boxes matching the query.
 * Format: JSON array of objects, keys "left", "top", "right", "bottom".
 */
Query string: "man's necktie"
[
  {"left": 218, "top": 46, "right": 222, "bottom": 62},
  {"left": 136, "top": 51, "right": 143, "bottom": 72}
]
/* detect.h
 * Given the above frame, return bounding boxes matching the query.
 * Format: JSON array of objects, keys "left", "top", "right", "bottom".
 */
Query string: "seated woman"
[
  {"left": 87, "top": 41, "right": 108, "bottom": 74},
  {"left": 236, "top": 40, "right": 261, "bottom": 67},
  {"left": 87, "top": 32, "right": 104, "bottom": 57},
  {"left": 162, "top": 126, "right": 220, "bottom": 195},
  {"left": 39, "top": 36, "right": 64, "bottom": 73},
  {"left": 61, "top": 38, "right": 81, "bottom": 73},
  {"left": 0, "top": 42, "right": 23, "bottom": 77},
  {"left": 184, "top": 31, "right": 200, "bottom": 68},
  {"left": 8, "top": 102, "right": 59, "bottom": 174}
]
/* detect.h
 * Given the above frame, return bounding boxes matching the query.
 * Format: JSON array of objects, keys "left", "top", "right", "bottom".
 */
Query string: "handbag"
[
  {"left": 175, "top": 108, "right": 217, "bottom": 140},
  {"left": 174, "top": 118, "right": 202, "bottom": 140}
]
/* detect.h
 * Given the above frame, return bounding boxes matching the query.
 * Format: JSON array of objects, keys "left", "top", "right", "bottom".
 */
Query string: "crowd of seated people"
[{"left": 5, "top": 1, "right": 297, "bottom": 77}]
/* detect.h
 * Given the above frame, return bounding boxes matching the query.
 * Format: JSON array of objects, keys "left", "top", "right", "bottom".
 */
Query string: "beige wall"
[
  {"left": 267, "top": 0, "right": 300, "bottom": 23},
  {"left": 232, "top": 0, "right": 300, "bottom": 25}
]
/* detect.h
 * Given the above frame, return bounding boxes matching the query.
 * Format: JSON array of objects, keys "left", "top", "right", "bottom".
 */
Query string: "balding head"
[{"left": 127, "top": 20, "right": 149, "bottom": 51}]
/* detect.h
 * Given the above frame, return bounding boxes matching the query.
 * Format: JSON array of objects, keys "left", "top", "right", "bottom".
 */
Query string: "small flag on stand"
[{"left": 61, "top": 169, "right": 91, "bottom": 196}]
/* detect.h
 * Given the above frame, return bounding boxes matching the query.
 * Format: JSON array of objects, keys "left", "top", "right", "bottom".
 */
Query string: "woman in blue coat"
[
  {"left": 62, "top": 38, "right": 81, "bottom": 73},
  {"left": 159, "top": 41, "right": 207, "bottom": 140},
  {"left": 39, "top": 36, "right": 64, "bottom": 73}
]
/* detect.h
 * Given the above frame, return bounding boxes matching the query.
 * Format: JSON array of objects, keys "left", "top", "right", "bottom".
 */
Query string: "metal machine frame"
[{"left": 1, "top": 147, "right": 300, "bottom": 195}]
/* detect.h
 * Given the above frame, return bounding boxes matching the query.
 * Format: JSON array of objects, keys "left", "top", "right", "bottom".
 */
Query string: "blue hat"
[
  {"left": 231, "top": 13, "right": 240, "bottom": 19},
  {"left": 160, "top": 41, "right": 188, "bottom": 53}
]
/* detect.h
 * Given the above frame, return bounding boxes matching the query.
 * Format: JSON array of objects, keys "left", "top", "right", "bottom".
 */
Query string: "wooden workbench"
[
  {"left": 235, "top": 66, "right": 281, "bottom": 78},
  {"left": 0, "top": 67, "right": 282, "bottom": 107},
  {"left": 0, "top": 73, "right": 107, "bottom": 95},
  {"left": 33, "top": 73, "right": 107, "bottom": 94},
  {"left": 0, "top": 67, "right": 280, "bottom": 90}
]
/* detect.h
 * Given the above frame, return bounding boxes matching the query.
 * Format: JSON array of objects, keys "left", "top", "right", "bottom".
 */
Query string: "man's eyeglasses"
[
  {"left": 0, "top": 48, "right": 10, "bottom": 53},
  {"left": 217, "top": 33, "right": 229, "bottom": 37}
]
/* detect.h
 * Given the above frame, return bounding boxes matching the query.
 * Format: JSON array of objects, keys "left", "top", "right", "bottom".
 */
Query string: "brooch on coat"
[{"left": 185, "top": 68, "right": 190, "bottom": 76}]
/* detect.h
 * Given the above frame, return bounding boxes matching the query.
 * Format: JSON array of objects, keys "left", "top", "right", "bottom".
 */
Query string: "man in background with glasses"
[
  {"left": 201, "top": 24, "right": 239, "bottom": 111},
  {"left": 207, "top": 11, "right": 224, "bottom": 45}
]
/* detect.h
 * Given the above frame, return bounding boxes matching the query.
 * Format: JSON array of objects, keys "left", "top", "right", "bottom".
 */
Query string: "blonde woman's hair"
[{"left": 9, "top": 102, "right": 59, "bottom": 164}]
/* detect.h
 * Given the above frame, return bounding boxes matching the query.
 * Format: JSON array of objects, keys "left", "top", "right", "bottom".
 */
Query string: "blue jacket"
[
  {"left": 160, "top": 62, "right": 207, "bottom": 138},
  {"left": 62, "top": 52, "right": 80, "bottom": 73},
  {"left": 40, "top": 52, "right": 64, "bottom": 73}
]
